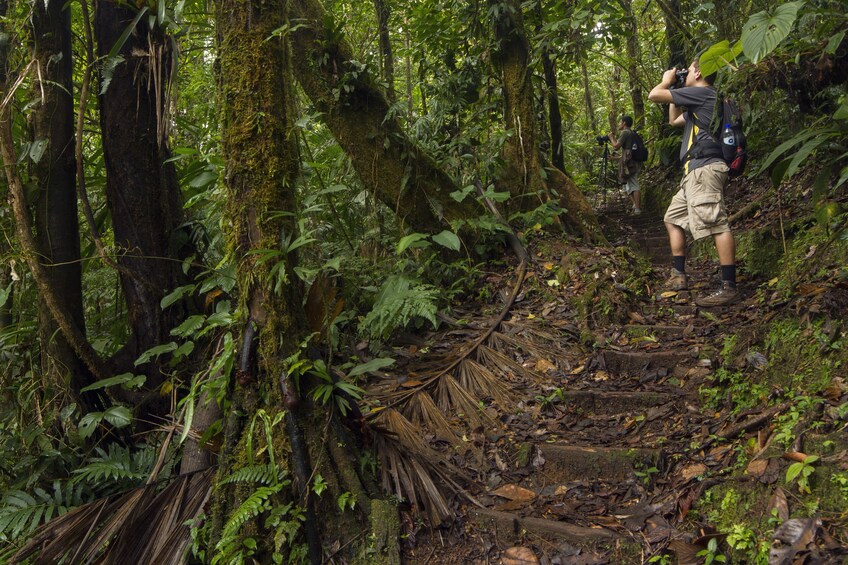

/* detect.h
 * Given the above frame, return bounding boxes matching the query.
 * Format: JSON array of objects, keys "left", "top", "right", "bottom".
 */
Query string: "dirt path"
[{"left": 399, "top": 195, "right": 757, "bottom": 564}]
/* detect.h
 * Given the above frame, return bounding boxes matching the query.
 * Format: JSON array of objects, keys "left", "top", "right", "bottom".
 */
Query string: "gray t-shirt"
[{"left": 670, "top": 86, "right": 723, "bottom": 174}]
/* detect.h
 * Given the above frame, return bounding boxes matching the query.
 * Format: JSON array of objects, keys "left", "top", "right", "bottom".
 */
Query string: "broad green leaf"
[
  {"left": 157, "top": 0, "right": 165, "bottom": 25},
  {"left": 785, "top": 137, "right": 827, "bottom": 179},
  {"left": 189, "top": 170, "right": 217, "bottom": 188},
  {"left": 826, "top": 31, "right": 846, "bottom": 55},
  {"left": 103, "top": 406, "right": 132, "bottom": 428},
  {"left": 741, "top": 2, "right": 803, "bottom": 64},
  {"left": 135, "top": 341, "right": 178, "bottom": 366},
  {"left": 80, "top": 373, "right": 146, "bottom": 392},
  {"left": 699, "top": 40, "right": 743, "bottom": 77},
  {"left": 161, "top": 284, "right": 195, "bottom": 309},
  {"left": 432, "top": 230, "right": 461, "bottom": 251},
  {"left": 29, "top": 139, "right": 48, "bottom": 164},
  {"left": 396, "top": 233, "right": 429, "bottom": 254},
  {"left": 347, "top": 357, "right": 395, "bottom": 377},
  {"left": 834, "top": 100, "right": 848, "bottom": 121},
  {"left": 771, "top": 159, "right": 792, "bottom": 187},
  {"left": 757, "top": 126, "right": 821, "bottom": 174},
  {"left": 172, "top": 340, "right": 195, "bottom": 360},
  {"left": 78, "top": 412, "right": 103, "bottom": 439},
  {"left": 171, "top": 315, "right": 206, "bottom": 337},
  {"left": 785, "top": 461, "right": 804, "bottom": 482}
]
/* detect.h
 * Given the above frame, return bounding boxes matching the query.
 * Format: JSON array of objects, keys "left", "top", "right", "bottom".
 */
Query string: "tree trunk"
[
  {"left": 31, "top": 0, "right": 95, "bottom": 404},
  {"left": 288, "top": 0, "right": 481, "bottom": 234},
  {"left": 489, "top": 0, "right": 603, "bottom": 241},
  {"left": 620, "top": 0, "right": 644, "bottom": 128},
  {"left": 94, "top": 1, "right": 189, "bottom": 408},
  {"left": 658, "top": 0, "right": 687, "bottom": 67},
  {"left": 0, "top": 0, "right": 12, "bottom": 333},
  {"left": 534, "top": 3, "right": 564, "bottom": 171},
  {"left": 580, "top": 55, "right": 597, "bottom": 132},
  {"left": 373, "top": 0, "right": 395, "bottom": 103},
  {"left": 212, "top": 2, "right": 397, "bottom": 562}
]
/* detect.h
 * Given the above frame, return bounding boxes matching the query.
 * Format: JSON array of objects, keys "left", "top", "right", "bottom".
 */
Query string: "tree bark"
[
  {"left": 94, "top": 1, "right": 190, "bottom": 406},
  {"left": 620, "top": 0, "right": 644, "bottom": 128},
  {"left": 489, "top": 0, "right": 603, "bottom": 241},
  {"left": 0, "top": 0, "right": 12, "bottom": 333},
  {"left": 212, "top": 2, "right": 394, "bottom": 562},
  {"left": 288, "top": 0, "right": 482, "bottom": 234},
  {"left": 31, "top": 0, "right": 95, "bottom": 403},
  {"left": 373, "top": 0, "right": 395, "bottom": 103},
  {"left": 580, "top": 55, "right": 597, "bottom": 132}
]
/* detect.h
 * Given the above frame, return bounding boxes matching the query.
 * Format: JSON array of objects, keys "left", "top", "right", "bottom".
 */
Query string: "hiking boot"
[
  {"left": 696, "top": 281, "right": 740, "bottom": 307},
  {"left": 633, "top": 208, "right": 642, "bottom": 216},
  {"left": 666, "top": 268, "right": 688, "bottom": 291}
]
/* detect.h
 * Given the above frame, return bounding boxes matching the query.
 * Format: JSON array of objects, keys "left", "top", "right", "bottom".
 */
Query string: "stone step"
[
  {"left": 557, "top": 389, "right": 680, "bottom": 414},
  {"left": 468, "top": 508, "right": 621, "bottom": 547},
  {"left": 599, "top": 349, "right": 691, "bottom": 375},
  {"left": 623, "top": 324, "right": 690, "bottom": 338},
  {"left": 536, "top": 444, "right": 662, "bottom": 483}
]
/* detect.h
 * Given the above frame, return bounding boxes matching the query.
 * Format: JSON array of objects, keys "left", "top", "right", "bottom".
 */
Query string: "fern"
[
  {"left": 359, "top": 275, "right": 440, "bottom": 340},
  {"left": 212, "top": 483, "right": 285, "bottom": 564},
  {"left": 0, "top": 481, "right": 84, "bottom": 542},
  {"left": 220, "top": 464, "right": 287, "bottom": 486},
  {"left": 71, "top": 444, "right": 156, "bottom": 490}
]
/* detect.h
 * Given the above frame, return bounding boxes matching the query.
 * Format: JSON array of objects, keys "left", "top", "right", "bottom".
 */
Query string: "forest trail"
[{"left": 402, "top": 189, "right": 763, "bottom": 564}]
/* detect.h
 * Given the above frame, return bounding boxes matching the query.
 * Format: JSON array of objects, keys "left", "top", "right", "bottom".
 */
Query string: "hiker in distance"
[
  {"left": 608, "top": 115, "right": 642, "bottom": 215},
  {"left": 648, "top": 59, "right": 739, "bottom": 307}
]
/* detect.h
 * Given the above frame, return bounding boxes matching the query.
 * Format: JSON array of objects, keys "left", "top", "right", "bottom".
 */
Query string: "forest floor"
[{"left": 389, "top": 171, "right": 848, "bottom": 564}]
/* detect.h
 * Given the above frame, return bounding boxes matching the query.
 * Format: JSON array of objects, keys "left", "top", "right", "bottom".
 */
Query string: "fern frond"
[
  {"left": 359, "top": 275, "right": 440, "bottom": 340},
  {"left": 220, "top": 464, "right": 286, "bottom": 486}
]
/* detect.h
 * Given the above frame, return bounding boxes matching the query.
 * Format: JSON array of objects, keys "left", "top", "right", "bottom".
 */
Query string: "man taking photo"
[{"left": 648, "top": 59, "right": 739, "bottom": 307}]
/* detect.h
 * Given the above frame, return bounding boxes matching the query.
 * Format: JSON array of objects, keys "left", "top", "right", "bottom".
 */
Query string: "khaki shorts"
[{"left": 663, "top": 161, "right": 730, "bottom": 241}]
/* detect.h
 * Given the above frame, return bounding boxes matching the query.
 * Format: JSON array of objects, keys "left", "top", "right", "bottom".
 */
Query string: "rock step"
[
  {"left": 599, "top": 349, "right": 691, "bottom": 375},
  {"left": 557, "top": 389, "right": 680, "bottom": 414},
  {"left": 623, "top": 324, "right": 690, "bottom": 338},
  {"left": 536, "top": 444, "right": 662, "bottom": 482},
  {"left": 468, "top": 508, "right": 621, "bottom": 547}
]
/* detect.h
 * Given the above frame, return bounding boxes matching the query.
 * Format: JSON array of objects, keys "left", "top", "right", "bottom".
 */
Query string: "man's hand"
[{"left": 661, "top": 68, "right": 678, "bottom": 88}]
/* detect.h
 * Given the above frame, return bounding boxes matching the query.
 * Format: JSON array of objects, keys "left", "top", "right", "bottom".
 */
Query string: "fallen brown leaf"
[
  {"left": 746, "top": 459, "right": 769, "bottom": 478},
  {"left": 680, "top": 462, "right": 707, "bottom": 481},
  {"left": 501, "top": 546, "right": 539, "bottom": 565},
  {"left": 768, "top": 487, "right": 789, "bottom": 522},
  {"left": 490, "top": 484, "right": 536, "bottom": 502},
  {"left": 535, "top": 358, "right": 556, "bottom": 372}
]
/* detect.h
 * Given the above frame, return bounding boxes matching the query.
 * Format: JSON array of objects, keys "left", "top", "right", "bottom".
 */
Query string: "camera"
[
  {"left": 672, "top": 68, "right": 689, "bottom": 89},
  {"left": 596, "top": 135, "right": 609, "bottom": 146}
]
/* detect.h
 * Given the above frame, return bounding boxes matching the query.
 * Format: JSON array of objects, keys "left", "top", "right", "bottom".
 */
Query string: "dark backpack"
[
  {"left": 629, "top": 129, "right": 649, "bottom": 162},
  {"left": 714, "top": 96, "right": 747, "bottom": 178},
  {"left": 686, "top": 93, "right": 748, "bottom": 178}
]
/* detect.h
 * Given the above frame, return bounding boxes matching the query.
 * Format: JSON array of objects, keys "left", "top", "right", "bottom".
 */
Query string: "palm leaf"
[
  {"left": 455, "top": 359, "right": 517, "bottom": 409},
  {"left": 10, "top": 468, "right": 214, "bottom": 565},
  {"left": 402, "top": 391, "right": 461, "bottom": 446}
]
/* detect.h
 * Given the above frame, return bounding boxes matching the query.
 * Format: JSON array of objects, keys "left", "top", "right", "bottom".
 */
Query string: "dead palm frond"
[
  {"left": 370, "top": 409, "right": 474, "bottom": 526},
  {"left": 10, "top": 468, "right": 214, "bottom": 565},
  {"left": 402, "top": 391, "right": 461, "bottom": 446},
  {"left": 488, "top": 327, "right": 567, "bottom": 361},
  {"left": 455, "top": 358, "right": 517, "bottom": 409},
  {"left": 432, "top": 374, "right": 494, "bottom": 430},
  {"left": 476, "top": 343, "right": 545, "bottom": 383}
]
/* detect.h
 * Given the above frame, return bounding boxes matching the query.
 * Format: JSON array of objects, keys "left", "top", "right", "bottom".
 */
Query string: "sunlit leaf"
[
  {"left": 431, "top": 230, "right": 460, "bottom": 251},
  {"left": 741, "top": 2, "right": 803, "bottom": 64}
]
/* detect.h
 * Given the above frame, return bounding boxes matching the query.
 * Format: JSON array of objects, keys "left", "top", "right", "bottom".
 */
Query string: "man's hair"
[
  {"left": 692, "top": 58, "right": 716, "bottom": 85},
  {"left": 621, "top": 115, "right": 633, "bottom": 127}
]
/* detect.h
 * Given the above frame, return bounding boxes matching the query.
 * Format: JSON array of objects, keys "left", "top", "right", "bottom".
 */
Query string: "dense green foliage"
[{"left": 0, "top": 0, "right": 846, "bottom": 561}]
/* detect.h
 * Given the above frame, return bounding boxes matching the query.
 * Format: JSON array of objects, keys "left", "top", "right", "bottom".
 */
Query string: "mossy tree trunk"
[
  {"left": 488, "top": 0, "right": 604, "bottom": 241},
  {"left": 288, "top": 0, "right": 482, "bottom": 235},
  {"left": 213, "top": 2, "right": 397, "bottom": 562},
  {"left": 31, "top": 0, "right": 95, "bottom": 406}
]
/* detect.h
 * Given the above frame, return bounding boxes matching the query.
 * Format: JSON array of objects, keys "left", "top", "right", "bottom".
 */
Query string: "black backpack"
[
  {"left": 629, "top": 129, "right": 649, "bottom": 162},
  {"left": 714, "top": 96, "right": 747, "bottom": 178},
  {"left": 685, "top": 93, "right": 748, "bottom": 178}
]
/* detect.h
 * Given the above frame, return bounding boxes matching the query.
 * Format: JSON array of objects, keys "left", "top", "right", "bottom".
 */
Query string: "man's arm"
[
  {"left": 669, "top": 104, "right": 685, "bottom": 127},
  {"left": 648, "top": 68, "right": 677, "bottom": 103}
]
